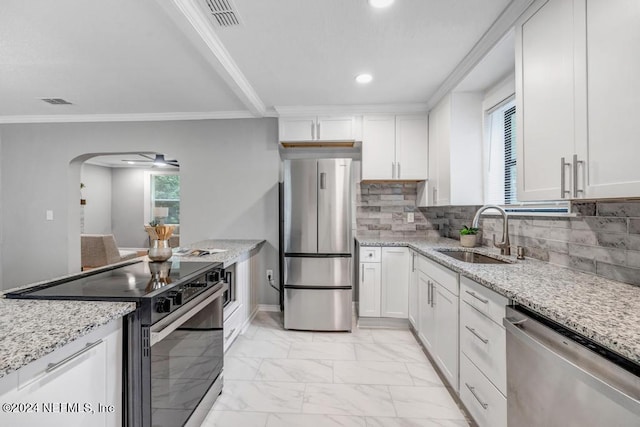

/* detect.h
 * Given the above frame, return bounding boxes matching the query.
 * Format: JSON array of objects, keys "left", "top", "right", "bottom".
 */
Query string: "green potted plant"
[{"left": 459, "top": 225, "right": 479, "bottom": 248}]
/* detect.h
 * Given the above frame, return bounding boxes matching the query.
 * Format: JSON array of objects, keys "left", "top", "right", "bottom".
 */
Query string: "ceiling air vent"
[
  {"left": 41, "top": 98, "right": 73, "bottom": 105},
  {"left": 204, "top": 0, "right": 241, "bottom": 27}
]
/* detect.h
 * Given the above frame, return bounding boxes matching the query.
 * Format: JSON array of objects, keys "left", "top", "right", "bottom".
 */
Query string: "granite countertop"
[
  {"left": 0, "top": 299, "right": 135, "bottom": 379},
  {"left": 0, "top": 239, "right": 263, "bottom": 379},
  {"left": 172, "top": 239, "right": 265, "bottom": 268},
  {"left": 357, "top": 236, "right": 640, "bottom": 364}
]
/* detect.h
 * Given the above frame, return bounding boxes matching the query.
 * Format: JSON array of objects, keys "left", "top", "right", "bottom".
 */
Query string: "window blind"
[{"left": 504, "top": 105, "right": 517, "bottom": 205}]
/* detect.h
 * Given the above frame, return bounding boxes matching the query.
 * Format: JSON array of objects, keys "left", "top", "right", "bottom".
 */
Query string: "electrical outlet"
[
  {"left": 46, "top": 210, "right": 54, "bottom": 221},
  {"left": 266, "top": 269, "right": 273, "bottom": 281},
  {"left": 407, "top": 212, "right": 414, "bottom": 223}
]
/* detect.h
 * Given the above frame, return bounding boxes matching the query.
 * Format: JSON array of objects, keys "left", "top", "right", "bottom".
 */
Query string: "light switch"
[
  {"left": 407, "top": 212, "right": 414, "bottom": 223},
  {"left": 46, "top": 210, "right": 54, "bottom": 221}
]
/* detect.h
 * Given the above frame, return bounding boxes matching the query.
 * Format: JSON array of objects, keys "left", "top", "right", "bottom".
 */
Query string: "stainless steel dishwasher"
[{"left": 504, "top": 305, "right": 640, "bottom": 426}]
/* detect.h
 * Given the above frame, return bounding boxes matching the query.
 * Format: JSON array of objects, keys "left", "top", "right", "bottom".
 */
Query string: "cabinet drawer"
[
  {"left": 359, "top": 246, "right": 381, "bottom": 263},
  {"left": 460, "top": 301, "right": 506, "bottom": 394},
  {"left": 461, "top": 276, "right": 507, "bottom": 325},
  {"left": 417, "top": 255, "right": 458, "bottom": 295},
  {"left": 460, "top": 353, "right": 507, "bottom": 427},
  {"left": 223, "top": 305, "right": 243, "bottom": 352}
]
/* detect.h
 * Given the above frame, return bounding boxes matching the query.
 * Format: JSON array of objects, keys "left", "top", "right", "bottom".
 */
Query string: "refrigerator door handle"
[{"left": 320, "top": 172, "right": 327, "bottom": 190}]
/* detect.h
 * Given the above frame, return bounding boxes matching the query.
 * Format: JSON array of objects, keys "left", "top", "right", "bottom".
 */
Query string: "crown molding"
[
  {"left": 274, "top": 103, "right": 429, "bottom": 117},
  {"left": 157, "top": 0, "right": 266, "bottom": 117},
  {"left": 426, "top": 0, "right": 535, "bottom": 110},
  {"left": 0, "top": 110, "right": 260, "bottom": 124}
]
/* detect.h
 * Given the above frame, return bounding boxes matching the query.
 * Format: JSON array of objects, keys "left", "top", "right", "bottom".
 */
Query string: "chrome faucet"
[{"left": 471, "top": 205, "right": 511, "bottom": 256}]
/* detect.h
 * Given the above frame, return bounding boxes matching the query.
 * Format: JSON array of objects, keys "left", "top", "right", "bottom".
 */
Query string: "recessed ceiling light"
[
  {"left": 368, "top": 0, "right": 394, "bottom": 8},
  {"left": 356, "top": 73, "right": 373, "bottom": 84}
]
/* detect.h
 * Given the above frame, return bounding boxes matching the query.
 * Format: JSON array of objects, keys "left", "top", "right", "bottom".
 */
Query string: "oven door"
[{"left": 148, "top": 283, "right": 226, "bottom": 427}]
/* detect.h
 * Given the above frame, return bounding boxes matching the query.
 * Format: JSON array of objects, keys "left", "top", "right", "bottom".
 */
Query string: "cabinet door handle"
[
  {"left": 411, "top": 253, "right": 415, "bottom": 272},
  {"left": 560, "top": 157, "right": 571, "bottom": 198},
  {"left": 392, "top": 162, "right": 396, "bottom": 179},
  {"left": 465, "top": 383, "right": 489, "bottom": 409},
  {"left": 431, "top": 282, "right": 436, "bottom": 307},
  {"left": 432, "top": 187, "right": 437, "bottom": 205},
  {"left": 316, "top": 123, "right": 321, "bottom": 140},
  {"left": 397, "top": 162, "right": 401, "bottom": 179},
  {"left": 572, "top": 154, "right": 584, "bottom": 197},
  {"left": 427, "top": 280, "right": 431, "bottom": 305},
  {"left": 361, "top": 264, "right": 364, "bottom": 282},
  {"left": 46, "top": 340, "right": 103, "bottom": 373},
  {"left": 465, "top": 290, "right": 489, "bottom": 304},
  {"left": 465, "top": 325, "right": 489, "bottom": 344},
  {"left": 225, "top": 328, "right": 237, "bottom": 341},
  {"left": 311, "top": 122, "right": 315, "bottom": 140},
  {"left": 320, "top": 172, "right": 327, "bottom": 190}
]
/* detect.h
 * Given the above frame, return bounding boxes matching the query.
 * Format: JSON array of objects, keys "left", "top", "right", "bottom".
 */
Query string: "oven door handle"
[{"left": 150, "top": 282, "right": 227, "bottom": 346}]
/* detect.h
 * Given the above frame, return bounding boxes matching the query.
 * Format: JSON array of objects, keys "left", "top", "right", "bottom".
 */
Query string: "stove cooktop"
[{"left": 6, "top": 259, "right": 221, "bottom": 301}]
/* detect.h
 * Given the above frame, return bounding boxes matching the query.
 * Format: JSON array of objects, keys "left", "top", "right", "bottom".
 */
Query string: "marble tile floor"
[{"left": 201, "top": 311, "right": 472, "bottom": 427}]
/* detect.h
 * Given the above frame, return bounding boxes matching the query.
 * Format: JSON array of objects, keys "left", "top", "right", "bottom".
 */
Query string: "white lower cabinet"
[
  {"left": 358, "top": 246, "right": 410, "bottom": 319},
  {"left": 415, "top": 255, "right": 459, "bottom": 392},
  {"left": 434, "top": 284, "right": 459, "bottom": 391},
  {"left": 0, "top": 320, "right": 122, "bottom": 427},
  {"left": 459, "top": 276, "right": 508, "bottom": 427},
  {"left": 460, "top": 353, "right": 507, "bottom": 427},
  {"left": 359, "top": 261, "right": 382, "bottom": 317},
  {"left": 417, "top": 271, "right": 436, "bottom": 352},
  {"left": 408, "top": 250, "right": 419, "bottom": 328},
  {"left": 380, "top": 247, "right": 410, "bottom": 318}
]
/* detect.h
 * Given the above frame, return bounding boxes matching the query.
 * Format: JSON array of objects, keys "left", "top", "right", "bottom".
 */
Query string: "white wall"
[
  {"left": 0, "top": 119, "right": 281, "bottom": 306},
  {"left": 80, "top": 163, "right": 112, "bottom": 235}
]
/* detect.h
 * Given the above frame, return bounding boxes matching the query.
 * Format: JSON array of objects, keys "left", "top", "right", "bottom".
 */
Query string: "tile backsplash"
[{"left": 356, "top": 182, "right": 640, "bottom": 287}]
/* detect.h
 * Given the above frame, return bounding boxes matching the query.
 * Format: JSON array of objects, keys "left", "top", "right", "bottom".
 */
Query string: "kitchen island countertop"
[
  {"left": 172, "top": 238, "right": 265, "bottom": 268},
  {"left": 0, "top": 299, "right": 135, "bottom": 379},
  {"left": 358, "top": 236, "right": 640, "bottom": 365}
]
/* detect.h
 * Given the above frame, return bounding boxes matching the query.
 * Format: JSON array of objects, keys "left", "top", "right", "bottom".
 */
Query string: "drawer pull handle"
[
  {"left": 225, "top": 328, "right": 237, "bottom": 341},
  {"left": 465, "top": 382, "right": 489, "bottom": 409},
  {"left": 46, "top": 340, "right": 103, "bottom": 373},
  {"left": 465, "top": 326, "right": 489, "bottom": 344},
  {"left": 465, "top": 290, "right": 489, "bottom": 304}
]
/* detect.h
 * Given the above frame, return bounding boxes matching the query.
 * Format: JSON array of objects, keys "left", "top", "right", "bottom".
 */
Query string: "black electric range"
[
  {"left": 6, "top": 259, "right": 227, "bottom": 427},
  {"left": 6, "top": 259, "right": 223, "bottom": 325}
]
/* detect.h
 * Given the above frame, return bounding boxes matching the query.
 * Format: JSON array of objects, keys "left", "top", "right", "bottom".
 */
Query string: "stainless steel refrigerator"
[{"left": 282, "top": 158, "right": 352, "bottom": 331}]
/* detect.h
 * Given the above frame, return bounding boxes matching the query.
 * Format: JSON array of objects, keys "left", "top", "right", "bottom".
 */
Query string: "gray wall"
[
  {"left": 0, "top": 119, "right": 281, "bottom": 306},
  {"left": 80, "top": 163, "right": 112, "bottom": 235},
  {"left": 111, "top": 168, "right": 147, "bottom": 248}
]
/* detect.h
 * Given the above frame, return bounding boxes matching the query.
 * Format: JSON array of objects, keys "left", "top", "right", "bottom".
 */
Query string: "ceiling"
[{"left": 0, "top": 0, "right": 518, "bottom": 122}]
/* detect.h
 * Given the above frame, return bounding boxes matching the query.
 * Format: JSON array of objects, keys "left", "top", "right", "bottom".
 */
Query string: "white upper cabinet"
[
  {"left": 579, "top": 0, "right": 640, "bottom": 198},
  {"left": 516, "top": 0, "right": 576, "bottom": 201},
  {"left": 279, "top": 116, "right": 355, "bottom": 142},
  {"left": 362, "top": 115, "right": 397, "bottom": 179},
  {"left": 517, "top": 0, "right": 640, "bottom": 200},
  {"left": 362, "top": 114, "right": 428, "bottom": 180},
  {"left": 425, "top": 92, "right": 483, "bottom": 206},
  {"left": 396, "top": 115, "right": 429, "bottom": 180}
]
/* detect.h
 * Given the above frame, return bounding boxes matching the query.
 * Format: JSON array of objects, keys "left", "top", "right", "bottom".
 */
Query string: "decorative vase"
[
  {"left": 460, "top": 234, "right": 477, "bottom": 248},
  {"left": 148, "top": 239, "right": 172, "bottom": 262}
]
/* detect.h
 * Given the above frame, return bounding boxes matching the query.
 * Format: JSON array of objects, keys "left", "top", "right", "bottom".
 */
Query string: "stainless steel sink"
[{"left": 437, "top": 250, "right": 510, "bottom": 264}]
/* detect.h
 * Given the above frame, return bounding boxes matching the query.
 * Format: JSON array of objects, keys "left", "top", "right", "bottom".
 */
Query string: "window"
[
  {"left": 149, "top": 172, "right": 180, "bottom": 224},
  {"left": 485, "top": 99, "right": 568, "bottom": 213},
  {"left": 503, "top": 105, "right": 517, "bottom": 205}
]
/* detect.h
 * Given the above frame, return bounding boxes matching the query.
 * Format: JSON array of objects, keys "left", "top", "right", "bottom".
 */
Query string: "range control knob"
[
  {"left": 155, "top": 297, "right": 171, "bottom": 313},
  {"left": 169, "top": 290, "right": 183, "bottom": 306}
]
